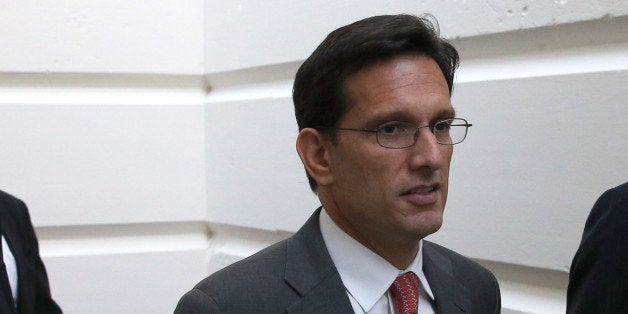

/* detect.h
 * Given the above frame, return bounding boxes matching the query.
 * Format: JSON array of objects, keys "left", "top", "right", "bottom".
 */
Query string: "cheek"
[
  {"left": 443, "top": 144, "right": 454, "bottom": 157},
  {"left": 442, "top": 146, "right": 453, "bottom": 167},
  {"left": 342, "top": 153, "right": 396, "bottom": 195}
]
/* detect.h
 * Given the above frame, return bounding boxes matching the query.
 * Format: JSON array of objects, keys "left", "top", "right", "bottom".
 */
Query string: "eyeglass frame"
[{"left": 314, "top": 118, "right": 472, "bottom": 149}]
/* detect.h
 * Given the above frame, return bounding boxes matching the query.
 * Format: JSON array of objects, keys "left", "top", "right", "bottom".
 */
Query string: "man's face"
[{"left": 322, "top": 55, "right": 454, "bottom": 248}]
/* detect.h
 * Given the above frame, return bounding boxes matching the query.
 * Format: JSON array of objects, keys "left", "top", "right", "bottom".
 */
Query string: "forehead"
[{"left": 342, "top": 55, "right": 454, "bottom": 124}]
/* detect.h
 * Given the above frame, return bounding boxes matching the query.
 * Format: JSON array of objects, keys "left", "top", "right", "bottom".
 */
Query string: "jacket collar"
[
  {"left": 284, "top": 207, "right": 354, "bottom": 313},
  {"left": 423, "top": 241, "right": 471, "bottom": 313}
]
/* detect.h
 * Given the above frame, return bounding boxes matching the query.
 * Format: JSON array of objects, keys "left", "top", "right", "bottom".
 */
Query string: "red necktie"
[{"left": 390, "top": 271, "right": 419, "bottom": 314}]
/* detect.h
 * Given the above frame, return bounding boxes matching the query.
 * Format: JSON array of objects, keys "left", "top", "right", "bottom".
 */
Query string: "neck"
[{"left": 322, "top": 205, "right": 421, "bottom": 270}]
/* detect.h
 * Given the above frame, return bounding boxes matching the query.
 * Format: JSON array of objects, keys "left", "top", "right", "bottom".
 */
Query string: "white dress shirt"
[
  {"left": 320, "top": 209, "right": 436, "bottom": 314},
  {"left": 2, "top": 235, "right": 18, "bottom": 305}
]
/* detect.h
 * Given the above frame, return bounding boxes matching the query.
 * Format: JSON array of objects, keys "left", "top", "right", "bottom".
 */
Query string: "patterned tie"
[{"left": 390, "top": 271, "right": 420, "bottom": 314}]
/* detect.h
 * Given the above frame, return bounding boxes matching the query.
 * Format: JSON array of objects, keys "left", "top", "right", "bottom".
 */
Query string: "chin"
[{"left": 412, "top": 213, "right": 443, "bottom": 238}]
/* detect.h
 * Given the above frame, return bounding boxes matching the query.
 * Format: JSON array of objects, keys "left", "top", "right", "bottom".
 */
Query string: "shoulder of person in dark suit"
[
  {"left": 176, "top": 239, "right": 292, "bottom": 313},
  {"left": 0, "top": 191, "right": 39, "bottom": 258},
  {"left": 0, "top": 190, "right": 62, "bottom": 314},
  {"left": 567, "top": 182, "right": 628, "bottom": 314}
]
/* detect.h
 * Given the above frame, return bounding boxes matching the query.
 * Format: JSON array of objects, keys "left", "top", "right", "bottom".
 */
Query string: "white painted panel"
[
  {"left": 0, "top": 73, "right": 206, "bottom": 105},
  {"left": 479, "top": 260, "right": 568, "bottom": 314},
  {"left": 205, "top": 97, "right": 319, "bottom": 231},
  {"left": 204, "top": 0, "right": 628, "bottom": 72},
  {"left": 0, "top": 1, "right": 204, "bottom": 74},
  {"left": 44, "top": 250, "right": 207, "bottom": 314},
  {"left": 206, "top": 224, "right": 291, "bottom": 274},
  {"left": 430, "top": 70, "right": 628, "bottom": 270},
  {"left": 0, "top": 104, "right": 206, "bottom": 226}
]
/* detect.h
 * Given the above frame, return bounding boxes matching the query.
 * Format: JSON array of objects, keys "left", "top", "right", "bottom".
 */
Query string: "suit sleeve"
[{"left": 174, "top": 288, "right": 222, "bottom": 314}]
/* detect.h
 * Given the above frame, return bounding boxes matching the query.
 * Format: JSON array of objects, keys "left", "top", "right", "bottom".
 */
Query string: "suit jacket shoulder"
[
  {"left": 178, "top": 239, "right": 297, "bottom": 313},
  {"left": 423, "top": 241, "right": 501, "bottom": 314},
  {"left": 0, "top": 190, "right": 62, "bottom": 314},
  {"left": 0, "top": 191, "right": 30, "bottom": 234},
  {"left": 175, "top": 208, "right": 352, "bottom": 314},
  {"left": 567, "top": 182, "right": 628, "bottom": 313}
]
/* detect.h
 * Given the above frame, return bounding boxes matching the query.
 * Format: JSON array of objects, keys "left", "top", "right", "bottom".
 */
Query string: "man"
[
  {"left": 567, "top": 182, "right": 628, "bottom": 313},
  {"left": 176, "top": 14, "right": 500, "bottom": 313},
  {"left": 0, "top": 190, "right": 61, "bottom": 313}
]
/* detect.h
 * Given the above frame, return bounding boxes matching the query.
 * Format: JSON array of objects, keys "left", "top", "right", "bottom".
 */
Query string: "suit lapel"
[
  {"left": 423, "top": 242, "right": 471, "bottom": 313},
  {"left": 284, "top": 208, "right": 354, "bottom": 313}
]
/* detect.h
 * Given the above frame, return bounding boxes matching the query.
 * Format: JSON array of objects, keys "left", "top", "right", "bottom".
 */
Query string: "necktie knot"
[{"left": 390, "top": 271, "right": 419, "bottom": 314}]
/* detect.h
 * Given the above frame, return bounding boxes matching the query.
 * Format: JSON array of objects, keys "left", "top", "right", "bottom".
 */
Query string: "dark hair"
[{"left": 293, "top": 14, "right": 459, "bottom": 192}]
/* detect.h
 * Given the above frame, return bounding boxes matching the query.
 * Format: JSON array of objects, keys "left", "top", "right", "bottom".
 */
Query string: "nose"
[{"left": 408, "top": 128, "right": 448, "bottom": 170}]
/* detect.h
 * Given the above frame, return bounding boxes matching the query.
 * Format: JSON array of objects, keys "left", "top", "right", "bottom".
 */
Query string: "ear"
[{"left": 296, "top": 128, "right": 334, "bottom": 186}]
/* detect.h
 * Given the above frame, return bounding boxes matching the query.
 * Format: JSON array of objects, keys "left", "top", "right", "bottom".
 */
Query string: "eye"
[
  {"left": 433, "top": 120, "right": 452, "bottom": 132},
  {"left": 377, "top": 121, "right": 413, "bottom": 135}
]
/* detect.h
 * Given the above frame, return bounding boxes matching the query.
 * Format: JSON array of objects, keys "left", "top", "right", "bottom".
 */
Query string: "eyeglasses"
[{"left": 315, "top": 118, "right": 472, "bottom": 149}]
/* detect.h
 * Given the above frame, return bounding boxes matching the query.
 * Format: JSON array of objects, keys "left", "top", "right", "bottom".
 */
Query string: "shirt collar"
[{"left": 319, "top": 209, "right": 434, "bottom": 312}]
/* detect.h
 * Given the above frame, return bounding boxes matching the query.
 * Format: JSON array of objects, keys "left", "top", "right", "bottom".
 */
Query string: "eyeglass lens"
[{"left": 376, "top": 119, "right": 468, "bottom": 148}]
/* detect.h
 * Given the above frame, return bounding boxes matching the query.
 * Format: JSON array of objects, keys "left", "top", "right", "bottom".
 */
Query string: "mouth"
[
  {"left": 400, "top": 184, "right": 440, "bottom": 205},
  {"left": 403, "top": 186, "right": 436, "bottom": 195},
  {"left": 401, "top": 184, "right": 439, "bottom": 195}
]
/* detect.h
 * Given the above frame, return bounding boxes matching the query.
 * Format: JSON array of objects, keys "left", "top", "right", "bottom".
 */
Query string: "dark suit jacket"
[
  {"left": 567, "top": 182, "right": 628, "bottom": 314},
  {"left": 0, "top": 190, "right": 61, "bottom": 314},
  {"left": 175, "top": 208, "right": 500, "bottom": 313}
]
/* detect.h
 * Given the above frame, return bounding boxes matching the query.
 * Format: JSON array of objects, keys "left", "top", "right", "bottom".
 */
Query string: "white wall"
[
  {"left": 1, "top": 1, "right": 627, "bottom": 313},
  {"left": 0, "top": 1, "right": 207, "bottom": 312}
]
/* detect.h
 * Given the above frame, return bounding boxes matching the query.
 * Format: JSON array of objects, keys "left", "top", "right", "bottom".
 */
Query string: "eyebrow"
[
  {"left": 435, "top": 108, "right": 457, "bottom": 120},
  {"left": 364, "top": 107, "right": 457, "bottom": 127}
]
